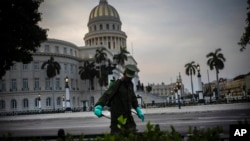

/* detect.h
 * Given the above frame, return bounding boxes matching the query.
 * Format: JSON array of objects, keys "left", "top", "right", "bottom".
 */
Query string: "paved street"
[{"left": 0, "top": 103, "right": 249, "bottom": 137}]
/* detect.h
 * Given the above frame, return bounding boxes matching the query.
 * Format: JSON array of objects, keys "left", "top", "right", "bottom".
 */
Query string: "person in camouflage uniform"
[{"left": 94, "top": 64, "right": 144, "bottom": 134}]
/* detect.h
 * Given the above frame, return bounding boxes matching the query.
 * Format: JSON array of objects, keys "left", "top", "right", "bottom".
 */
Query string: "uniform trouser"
[{"left": 110, "top": 113, "right": 137, "bottom": 134}]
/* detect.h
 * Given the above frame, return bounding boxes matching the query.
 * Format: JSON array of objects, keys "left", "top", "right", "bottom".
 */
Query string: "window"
[
  {"left": 45, "top": 78, "right": 50, "bottom": 90},
  {"left": 55, "top": 46, "right": 59, "bottom": 53},
  {"left": 34, "top": 78, "right": 40, "bottom": 90},
  {"left": 45, "top": 45, "right": 50, "bottom": 52},
  {"left": 71, "top": 79, "right": 74, "bottom": 88},
  {"left": 74, "top": 51, "right": 77, "bottom": 57},
  {"left": 0, "top": 100, "right": 5, "bottom": 110},
  {"left": 57, "top": 97, "right": 61, "bottom": 106},
  {"left": 70, "top": 64, "right": 73, "bottom": 73},
  {"left": 76, "top": 80, "right": 78, "bottom": 90},
  {"left": 106, "top": 24, "right": 109, "bottom": 30},
  {"left": 100, "top": 24, "right": 103, "bottom": 30},
  {"left": 23, "top": 99, "right": 29, "bottom": 108},
  {"left": 46, "top": 97, "right": 51, "bottom": 106},
  {"left": 23, "top": 64, "right": 28, "bottom": 70},
  {"left": 70, "top": 49, "right": 73, "bottom": 55},
  {"left": 63, "top": 47, "right": 67, "bottom": 54},
  {"left": 64, "top": 64, "right": 67, "bottom": 72},
  {"left": 11, "top": 79, "right": 17, "bottom": 91},
  {"left": 11, "top": 99, "right": 17, "bottom": 109},
  {"left": 55, "top": 78, "right": 60, "bottom": 90},
  {"left": 10, "top": 64, "right": 17, "bottom": 70},
  {"left": 22, "top": 79, "right": 28, "bottom": 90},
  {"left": 35, "top": 98, "right": 39, "bottom": 107},
  {"left": 112, "top": 24, "right": 115, "bottom": 30},
  {"left": 0, "top": 80, "right": 6, "bottom": 92},
  {"left": 34, "top": 62, "right": 39, "bottom": 70}
]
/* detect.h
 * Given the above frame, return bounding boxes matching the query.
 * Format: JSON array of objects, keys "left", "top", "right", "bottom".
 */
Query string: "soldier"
[{"left": 94, "top": 64, "right": 144, "bottom": 134}]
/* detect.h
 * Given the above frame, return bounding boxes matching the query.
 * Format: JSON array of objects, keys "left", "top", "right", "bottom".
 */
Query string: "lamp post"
[
  {"left": 107, "top": 59, "right": 117, "bottom": 86},
  {"left": 62, "top": 95, "right": 65, "bottom": 110},
  {"left": 65, "top": 76, "right": 71, "bottom": 112},
  {"left": 196, "top": 64, "right": 204, "bottom": 104},
  {"left": 38, "top": 93, "right": 41, "bottom": 110},
  {"left": 176, "top": 77, "right": 182, "bottom": 109},
  {"left": 137, "top": 94, "right": 143, "bottom": 108}
]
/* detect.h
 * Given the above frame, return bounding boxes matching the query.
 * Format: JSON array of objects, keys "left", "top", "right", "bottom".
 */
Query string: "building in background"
[{"left": 0, "top": 0, "right": 139, "bottom": 113}]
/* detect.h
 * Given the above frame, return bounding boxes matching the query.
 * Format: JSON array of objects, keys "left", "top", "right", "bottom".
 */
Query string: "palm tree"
[
  {"left": 95, "top": 48, "right": 108, "bottom": 87},
  {"left": 113, "top": 47, "right": 130, "bottom": 66},
  {"left": 185, "top": 61, "right": 197, "bottom": 101},
  {"left": 206, "top": 48, "right": 226, "bottom": 100},
  {"left": 79, "top": 61, "right": 98, "bottom": 90},
  {"left": 95, "top": 48, "right": 107, "bottom": 64},
  {"left": 41, "top": 56, "right": 61, "bottom": 110}
]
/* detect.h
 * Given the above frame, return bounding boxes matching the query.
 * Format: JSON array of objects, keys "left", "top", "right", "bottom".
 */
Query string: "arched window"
[
  {"left": 23, "top": 98, "right": 29, "bottom": 108},
  {"left": 57, "top": 97, "right": 61, "bottom": 106},
  {"left": 0, "top": 100, "right": 5, "bottom": 110},
  {"left": 11, "top": 99, "right": 17, "bottom": 109},
  {"left": 46, "top": 97, "right": 51, "bottom": 106},
  {"left": 112, "top": 24, "right": 115, "bottom": 30}
]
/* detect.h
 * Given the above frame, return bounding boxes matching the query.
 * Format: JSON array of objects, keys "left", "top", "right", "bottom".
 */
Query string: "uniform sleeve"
[
  {"left": 131, "top": 83, "right": 139, "bottom": 109},
  {"left": 95, "top": 80, "right": 120, "bottom": 107}
]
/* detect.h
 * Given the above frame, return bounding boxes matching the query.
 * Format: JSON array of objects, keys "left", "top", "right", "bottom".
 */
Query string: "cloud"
[{"left": 39, "top": 0, "right": 250, "bottom": 92}]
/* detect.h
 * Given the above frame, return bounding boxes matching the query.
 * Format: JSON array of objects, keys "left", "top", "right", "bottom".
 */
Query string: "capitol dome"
[{"left": 89, "top": 0, "right": 120, "bottom": 22}]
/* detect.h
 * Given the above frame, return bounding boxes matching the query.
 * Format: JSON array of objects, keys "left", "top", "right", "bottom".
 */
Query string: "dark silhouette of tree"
[
  {"left": 95, "top": 48, "right": 108, "bottom": 87},
  {"left": 206, "top": 48, "right": 226, "bottom": 100},
  {"left": 41, "top": 56, "right": 60, "bottom": 79},
  {"left": 41, "top": 56, "right": 60, "bottom": 110},
  {"left": 145, "top": 84, "right": 152, "bottom": 93},
  {"left": 79, "top": 61, "right": 98, "bottom": 90},
  {"left": 0, "top": 0, "right": 47, "bottom": 78},
  {"left": 238, "top": 0, "right": 250, "bottom": 51},
  {"left": 184, "top": 61, "right": 196, "bottom": 100},
  {"left": 113, "top": 47, "right": 129, "bottom": 66}
]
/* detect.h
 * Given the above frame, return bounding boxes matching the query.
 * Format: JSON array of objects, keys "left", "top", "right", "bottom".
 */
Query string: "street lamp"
[
  {"left": 65, "top": 76, "right": 71, "bottom": 112},
  {"left": 176, "top": 78, "right": 182, "bottom": 109},
  {"left": 62, "top": 95, "right": 65, "bottom": 110},
  {"left": 137, "top": 94, "right": 143, "bottom": 108},
  {"left": 38, "top": 93, "right": 41, "bottom": 110},
  {"left": 196, "top": 64, "right": 204, "bottom": 104},
  {"left": 107, "top": 59, "right": 117, "bottom": 86}
]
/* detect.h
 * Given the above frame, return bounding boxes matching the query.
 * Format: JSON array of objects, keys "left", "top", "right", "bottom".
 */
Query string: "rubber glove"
[
  {"left": 94, "top": 105, "right": 103, "bottom": 117},
  {"left": 135, "top": 107, "right": 144, "bottom": 122}
]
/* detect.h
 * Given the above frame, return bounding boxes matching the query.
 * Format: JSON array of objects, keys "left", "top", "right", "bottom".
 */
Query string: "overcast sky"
[{"left": 39, "top": 0, "right": 250, "bottom": 92}]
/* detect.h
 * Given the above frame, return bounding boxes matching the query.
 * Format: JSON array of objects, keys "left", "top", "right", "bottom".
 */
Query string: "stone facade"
[{"left": 0, "top": 0, "right": 139, "bottom": 113}]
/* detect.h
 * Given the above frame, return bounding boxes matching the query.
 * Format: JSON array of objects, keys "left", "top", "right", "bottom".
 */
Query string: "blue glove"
[
  {"left": 135, "top": 107, "right": 144, "bottom": 122},
  {"left": 94, "top": 105, "right": 103, "bottom": 118}
]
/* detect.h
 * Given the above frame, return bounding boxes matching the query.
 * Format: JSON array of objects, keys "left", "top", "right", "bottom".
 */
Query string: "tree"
[
  {"left": 0, "top": 0, "right": 47, "bottom": 79},
  {"left": 113, "top": 47, "right": 130, "bottom": 66},
  {"left": 95, "top": 48, "right": 108, "bottom": 87},
  {"left": 79, "top": 61, "right": 98, "bottom": 90},
  {"left": 238, "top": 0, "right": 250, "bottom": 51},
  {"left": 184, "top": 61, "right": 197, "bottom": 101},
  {"left": 145, "top": 84, "right": 152, "bottom": 93},
  {"left": 41, "top": 56, "right": 61, "bottom": 79},
  {"left": 206, "top": 48, "right": 226, "bottom": 100},
  {"left": 41, "top": 56, "right": 60, "bottom": 110}
]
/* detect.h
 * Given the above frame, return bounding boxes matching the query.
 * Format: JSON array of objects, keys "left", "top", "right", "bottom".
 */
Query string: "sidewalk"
[{"left": 0, "top": 103, "right": 249, "bottom": 121}]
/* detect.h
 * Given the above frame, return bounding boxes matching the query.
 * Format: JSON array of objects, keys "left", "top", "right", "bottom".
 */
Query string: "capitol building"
[{"left": 0, "top": 0, "right": 139, "bottom": 113}]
